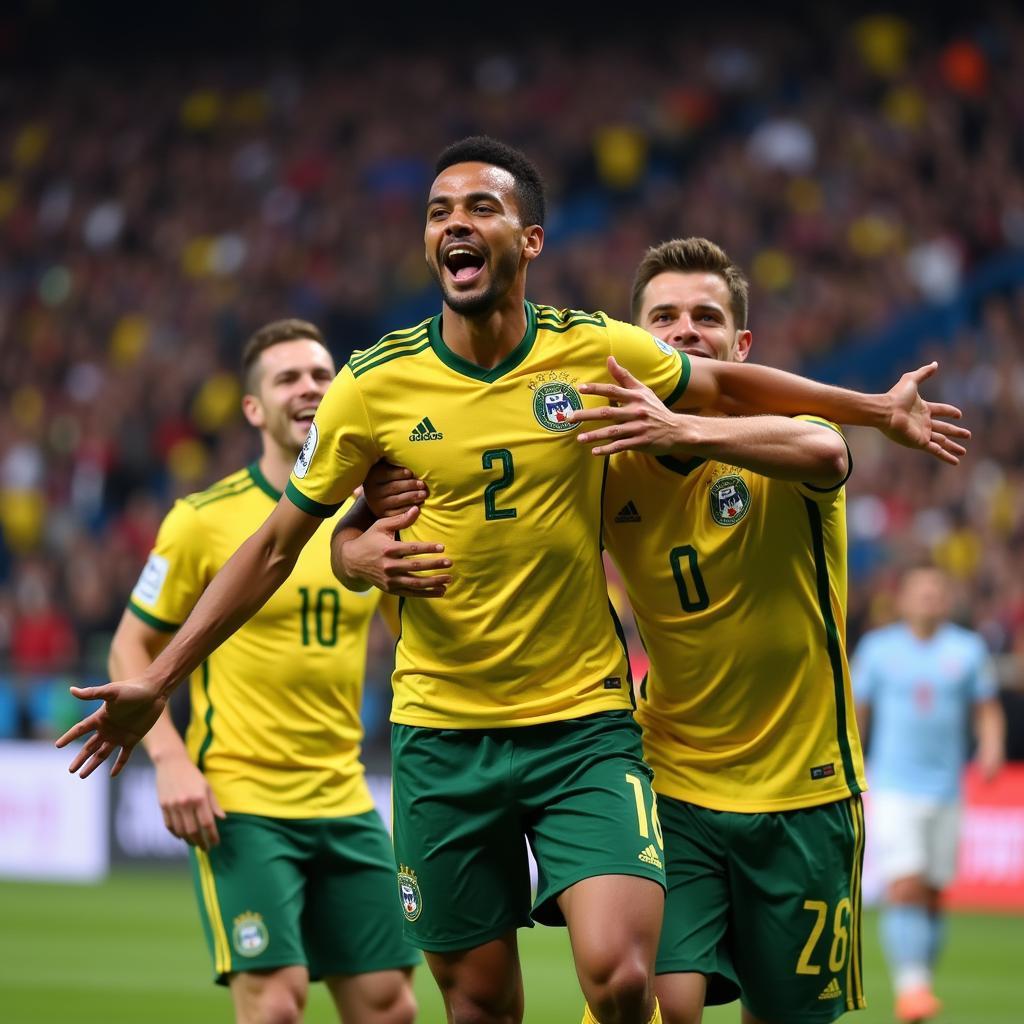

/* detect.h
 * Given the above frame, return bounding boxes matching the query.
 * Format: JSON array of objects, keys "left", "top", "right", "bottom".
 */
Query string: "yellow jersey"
[
  {"left": 129, "top": 463, "right": 383, "bottom": 818},
  {"left": 603, "top": 417, "right": 866, "bottom": 812},
  {"left": 287, "top": 302, "right": 689, "bottom": 728}
]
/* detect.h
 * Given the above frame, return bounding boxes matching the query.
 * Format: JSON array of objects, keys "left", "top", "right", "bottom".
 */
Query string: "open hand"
[
  {"left": 155, "top": 752, "right": 226, "bottom": 850},
  {"left": 55, "top": 678, "right": 167, "bottom": 778},
  {"left": 884, "top": 363, "right": 970, "bottom": 465},
  {"left": 568, "top": 356, "right": 683, "bottom": 455}
]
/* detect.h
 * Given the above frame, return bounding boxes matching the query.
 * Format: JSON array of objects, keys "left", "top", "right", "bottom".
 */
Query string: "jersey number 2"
[{"left": 482, "top": 449, "right": 517, "bottom": 521}]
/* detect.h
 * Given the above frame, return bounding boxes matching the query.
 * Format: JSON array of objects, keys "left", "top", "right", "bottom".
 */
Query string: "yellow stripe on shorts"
[
  {"left": 196, "top": 848, "right": 232, "bottom": 975},
  {"left": 845, "top": 796, "right": 866, "bottom": 1009}
]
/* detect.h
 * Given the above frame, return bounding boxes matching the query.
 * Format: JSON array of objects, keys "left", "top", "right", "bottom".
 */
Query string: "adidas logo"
[
  {"left": 615, "top": 501, "right": 641, "bottom": 523},
  {"left": 409, "top": 417, "right": 443, "bottom": 442},
  {"left": 638, "top": 844, "right": 663, "bottom": 869},
  {"left": 818, "top": 979, "right": 842, "bottom": 1001}
]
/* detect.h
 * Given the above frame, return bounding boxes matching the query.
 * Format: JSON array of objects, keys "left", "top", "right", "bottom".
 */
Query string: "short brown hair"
[
  {"left": 631, "top": 238, "right": 749, "bottom": 329},
  {"left": 241, "top": 318, "right": 326, "bottom": 394}
]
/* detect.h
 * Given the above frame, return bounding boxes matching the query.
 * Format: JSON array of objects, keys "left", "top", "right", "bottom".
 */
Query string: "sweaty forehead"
[
  {"left": 643, "top": 271, "right": 732, "bottom": 315},
  {"left": 428, "top": 162, "right": 518, "bottom": 203}
]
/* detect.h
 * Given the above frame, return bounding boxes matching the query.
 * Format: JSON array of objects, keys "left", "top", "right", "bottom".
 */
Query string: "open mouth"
[
  {"left": 443, "top": 246, "right": 485, "bottom": 284},
  {"left": 293, "top": 407, "right": 317, "bottom": 429}
]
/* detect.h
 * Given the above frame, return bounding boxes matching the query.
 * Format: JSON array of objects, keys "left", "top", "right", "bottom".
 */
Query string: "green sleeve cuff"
[
  {"left": 127, "top": 600, "right": 180, "bottom": 633},
  {"left": 662, "top": 350, "right": 691, "bottom": 408},
  {"left": 285, "top": 480, "right": 343, "bottom": 518}
]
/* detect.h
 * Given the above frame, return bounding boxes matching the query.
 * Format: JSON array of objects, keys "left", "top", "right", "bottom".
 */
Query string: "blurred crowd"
[{"left": 1, "top": 8, "right": 1023, "bottom": 751}]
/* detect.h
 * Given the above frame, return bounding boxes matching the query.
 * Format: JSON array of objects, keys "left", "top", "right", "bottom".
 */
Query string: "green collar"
[
  {"left": 428, "top": 301, "right": 538, "bottom": 383},
  {"left": 248, "top": 461, "right": 282, "bottom": 501}
]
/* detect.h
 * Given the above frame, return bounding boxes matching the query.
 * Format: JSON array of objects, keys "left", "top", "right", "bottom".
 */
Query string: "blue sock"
[
  {"left": 881, "top": 904, "right": 931, "bottom": 972},
  {"left": 926, "top": 911, "right": 946, "bottom": 967}
]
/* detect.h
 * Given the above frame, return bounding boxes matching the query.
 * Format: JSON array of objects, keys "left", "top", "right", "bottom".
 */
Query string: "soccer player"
[
  {"left": 853, "top": 565, "right": 1004, "bottom": 1024},
  {"left": 59, "top": 138, "right": 965, "bottom": 1024},
  {"left": 106, "top": 319, "right": 418, "bottom": 1024}
]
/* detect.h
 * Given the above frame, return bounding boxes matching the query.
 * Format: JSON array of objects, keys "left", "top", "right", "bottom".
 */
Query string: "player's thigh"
[
  {"left": 523, "top": 711, "right": 667, "bottom": 927},
  {"left": 303, "top": 810, "right": 420, "bottom": 978},
  {"left": 391, "top": 724, "right": 533, "bottom": 952},
  {"left": 726, "top": 796, "right": 866, "bottom": 1024},
  {"left": 870, "top": 790, "right": 930, "bottom": 885},
  {"left": 656, "top": 797, "right": 739, "bottom": 1008},
  {"left": 191, "top": 813, "right": 310, "bottom": 983},
  {"left": 923, "top": 799, "right": 962, "bottom": 889}
]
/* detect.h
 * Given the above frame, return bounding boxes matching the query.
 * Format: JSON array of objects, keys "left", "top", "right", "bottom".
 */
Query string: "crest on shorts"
[
  {"left": 709, "top": 475, "right": 750, "bottom": 527},
  {"left": 232, "top": 911, "right": 269, "bottom": 957},
  {"left": 397, "top": 865, "right": 422, "bottom": 922},
  {"left": 533, "top": 382, "right": 582, "bottom": 432}
]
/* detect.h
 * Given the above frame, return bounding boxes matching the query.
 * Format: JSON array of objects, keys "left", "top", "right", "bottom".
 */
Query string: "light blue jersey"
[{"left": 851, "top": 623, "right": 997, "bottom": 800}]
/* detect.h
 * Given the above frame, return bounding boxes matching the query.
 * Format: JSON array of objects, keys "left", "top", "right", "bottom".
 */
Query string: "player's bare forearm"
[
  {"left": 686, "top": 359, "right": 886, "bottom": 421},
  {"left": 974, "top": 697, "right": 1006, "bottom": 780},
  {"left": 686, "top": 359, "right": 969, "bottom": 463},
  {"left": 107, "top": 612, "right": 182, "bottom": 762},
  {"left": 57, "top": 499, "right": 320, "bottom": 777},
  {"left": 149, "top": 507, "right": 316, "bottom": 697},
  {"left": 667, "top": 415, "right": 848, "bottom": 486}
]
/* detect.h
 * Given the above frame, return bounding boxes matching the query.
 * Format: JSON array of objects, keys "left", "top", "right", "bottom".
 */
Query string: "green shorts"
[
  {"left": 657, "top": 794, "right": 866, "bottom": 1023},
  {"left": 391, "top": 711, "right": 666, "bottom": 952},
  {"left": 191, "top": 810, "right": 419, "bottom": 984}
]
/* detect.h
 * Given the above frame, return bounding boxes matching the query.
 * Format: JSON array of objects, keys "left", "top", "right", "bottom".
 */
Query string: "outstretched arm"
[
  {"left": 572, "top": 358, "right": 968, "bottom": 465},
  {"left": 57, "top": 498, "right": 322, "bottom": 778},
  {"left": 108, "top": 611, "right": 225, "bottom": 849}
]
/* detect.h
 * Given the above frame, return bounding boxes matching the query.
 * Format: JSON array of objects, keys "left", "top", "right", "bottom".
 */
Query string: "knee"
[
  {"left": 887, "top": 877, "right": 929, "bottom": 905},
  {"left": 656, "top": 977, "right": 703, "bottom": 1024},
  {"left": 248, "top": 986, "right": 306, "bottom": 1024},
  {"left": 444, "top": 989, "right": 521, "bottom": 1024},
  {"left": 378, "top": 982, "right": 417, "bottom": 1024},
  {"left": 582, "top": 953, "right": 651, "bottom": 1023}
]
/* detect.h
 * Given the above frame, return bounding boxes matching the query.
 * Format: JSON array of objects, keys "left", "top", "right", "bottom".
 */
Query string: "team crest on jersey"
[
  {"left": 533, "top": 381, "right": 582, "bottom": 432},
  {"left": 397, "top": 865, "right": 422, "bottom": 921},
  {"left": 293, "top": 422, "right": 318, "bottom": 479},
  {"left": 709, "top": 475, "right": 750, "bottom": 526},
  {"left": 232, "top": 911, "right": 269, "bottom": 957}
]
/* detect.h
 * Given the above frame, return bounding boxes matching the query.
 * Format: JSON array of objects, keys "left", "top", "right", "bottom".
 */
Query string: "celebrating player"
[
  {"left": 107, "top": 320, "right": 418, "bottom": 1024},
  {"left": 60, "top": 138, "right": 966, "bottom": 1024}
]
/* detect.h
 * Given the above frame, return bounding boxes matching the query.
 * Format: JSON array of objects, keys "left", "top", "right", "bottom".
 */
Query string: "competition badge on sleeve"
[{"left": 293, "top": 422, "right": 318, "bottom": 479}]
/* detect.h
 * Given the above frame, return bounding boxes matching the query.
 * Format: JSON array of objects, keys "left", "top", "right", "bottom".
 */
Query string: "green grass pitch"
[{"left": 1, "top": 870, "right": 1019, "bottom": 1023}]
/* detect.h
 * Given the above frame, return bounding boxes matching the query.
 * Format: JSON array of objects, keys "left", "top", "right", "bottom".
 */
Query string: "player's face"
[
  {"left": 248, "top": 339, "right": 335, "bottom": 454},
  {"left": 425, "top": 162, "right": 540, "bottom": 316},
  {"left": 899, "top": 568, "right": 952, "bottom": 628},
  {"left": 637, "top": 271, "right": 751, "bottom": 363}
]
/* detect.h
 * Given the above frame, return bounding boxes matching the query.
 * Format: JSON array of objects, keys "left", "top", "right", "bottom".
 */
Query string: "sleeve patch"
[
  {"left": 651, "top": 333, "right": 676, "bottom": 357},
  {"left": 132, "top": 553, "right": 169, "bottom": 607},
  {"left": 293, "top": 422, "right": 319, "bottom": 479}
]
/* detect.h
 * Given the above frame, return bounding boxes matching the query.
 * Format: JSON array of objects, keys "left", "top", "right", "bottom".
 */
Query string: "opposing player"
[
  {"left": 60, "top": 139, "right": 965, "bottom": 1024},
  {"left": 853, "top": 565, "right": 1004, "bottom": 1024},
  {"left": 107, "top": 319, "right": 417, "bottom": 1024}
]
